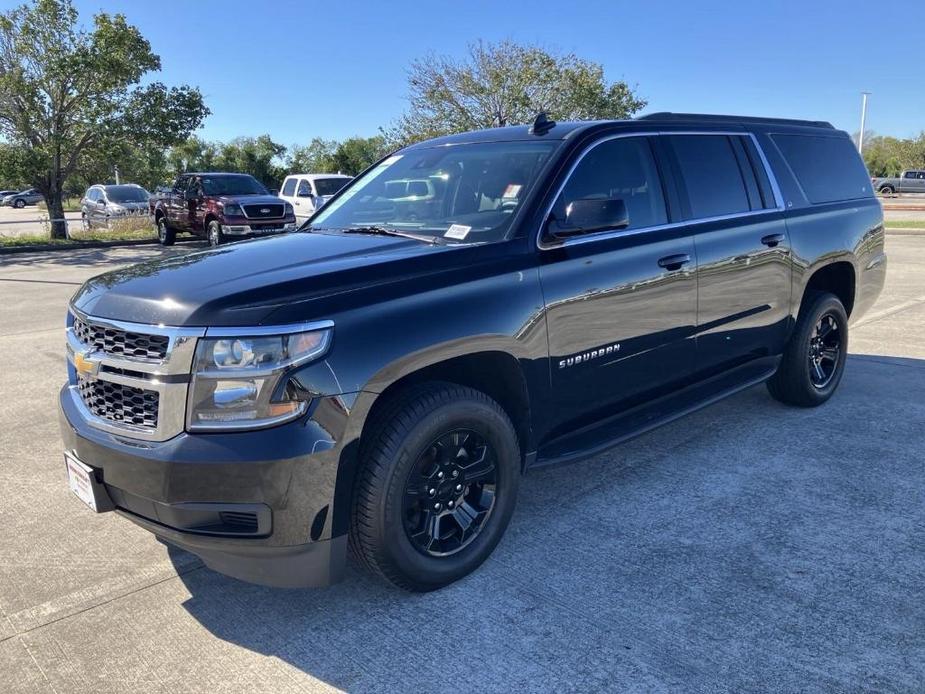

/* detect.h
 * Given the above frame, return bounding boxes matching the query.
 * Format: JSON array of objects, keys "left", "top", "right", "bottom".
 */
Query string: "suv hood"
[{"left": 71, "top": 232, "right": 453, "bottom": 326}]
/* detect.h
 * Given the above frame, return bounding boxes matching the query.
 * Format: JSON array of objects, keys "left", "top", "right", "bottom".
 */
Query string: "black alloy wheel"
[
  {"left": 766, "top": 291, "right": 848, "bottom": 407},
  {"left": 402, "top": 429, "right": 498, "bottom": 557},
  {"left": 349, "top": 382, "right": 520, "bottom": 592},
  {"left": 808, "top": 313, "right": 841, "bottom": 389}
]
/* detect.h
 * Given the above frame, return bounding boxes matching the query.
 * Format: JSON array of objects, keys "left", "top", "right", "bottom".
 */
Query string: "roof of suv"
[{"left": 403, "top": 112, "right": 839, "bottom": 149}]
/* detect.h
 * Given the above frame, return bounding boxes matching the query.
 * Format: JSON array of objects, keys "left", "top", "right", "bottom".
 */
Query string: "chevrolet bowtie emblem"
[{"left": 73, "top": 350, "right": 100, "bottom": 377}]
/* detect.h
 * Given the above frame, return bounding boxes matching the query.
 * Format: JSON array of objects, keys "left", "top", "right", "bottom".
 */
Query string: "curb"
[{"left": 885, "top": 228, "right": 925, "bottom": 235}]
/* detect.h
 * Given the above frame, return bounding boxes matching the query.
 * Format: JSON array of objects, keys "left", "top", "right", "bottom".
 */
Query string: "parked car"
[
  {"left": 279, "top": 173, "right": 352, "bottom": 224},
  {"left": 0, "top": 189, "right": 19, "bottom": 199},
  {"left": 149, "top": 172, "right": 296, "bottom": 246},
  {"left": 871, "top": 169, "right": 925, "bottom": 196},
  {"left": 60, "top": 112, "right": 885, "bottom": 592},
  {"left": 80, "top": 184, "right": 151, "bottom": 228},
  {"left": 2, "top": 188, "right": 43, "bottom": 208}
]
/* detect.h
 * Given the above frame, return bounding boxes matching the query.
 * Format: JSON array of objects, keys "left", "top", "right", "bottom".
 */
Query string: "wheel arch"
[
  {"left": 359, "top": 350, "right": 535, "bottom": 466},
  {"left": 327, "top": 348, "right": 536, "bottom": 540},
  {"left": 799, "top": 260, "right": 856, "bottom": 317}
]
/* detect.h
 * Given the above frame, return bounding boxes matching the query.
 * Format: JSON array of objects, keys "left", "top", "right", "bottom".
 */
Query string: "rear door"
[
  {"left": 662, "top": 132, "right": 791, "bottom": 374},
  {"left": 539, "top": 134, "right": 698, "bottom": 430},
  {"left": 915, "top": 171, "right": 925, "bottom": 193}
]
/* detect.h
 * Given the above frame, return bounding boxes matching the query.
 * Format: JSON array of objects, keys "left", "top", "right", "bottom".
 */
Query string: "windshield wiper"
[{"left": 341, "top": 225, "right": 448, "bottom": 245}]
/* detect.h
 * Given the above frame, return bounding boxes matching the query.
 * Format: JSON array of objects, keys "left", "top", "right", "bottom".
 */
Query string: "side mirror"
[{"left": 547, "top": 198, "right": 629, "bottom": 240}]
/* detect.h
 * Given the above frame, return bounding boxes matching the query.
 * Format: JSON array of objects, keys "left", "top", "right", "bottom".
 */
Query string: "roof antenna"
[{"left": 530, "top": 111, "right": 556, "bottom": 136}]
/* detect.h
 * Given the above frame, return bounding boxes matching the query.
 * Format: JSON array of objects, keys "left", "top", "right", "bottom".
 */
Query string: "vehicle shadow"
[{"left": 170, "top": 353, "right": 925, "bottom": 692}]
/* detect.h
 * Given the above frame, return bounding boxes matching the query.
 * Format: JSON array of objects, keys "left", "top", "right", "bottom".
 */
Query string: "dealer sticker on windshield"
[{"left": 445, "top": 224, "right": 471, "bottom": 240}]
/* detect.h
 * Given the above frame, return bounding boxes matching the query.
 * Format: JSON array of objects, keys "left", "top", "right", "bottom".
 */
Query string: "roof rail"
[{"left": 637, "top": 112, "right": 835, "bottom": 129}]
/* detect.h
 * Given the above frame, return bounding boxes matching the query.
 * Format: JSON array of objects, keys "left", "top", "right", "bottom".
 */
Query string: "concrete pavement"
[{"left": 1, "top": 237, "right": 924, "bottom": 692}]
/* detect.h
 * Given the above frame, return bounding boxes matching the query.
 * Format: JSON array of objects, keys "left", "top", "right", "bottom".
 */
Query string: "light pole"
[{"left": 858, "top": 92, "right": 870, "bottom": 154}]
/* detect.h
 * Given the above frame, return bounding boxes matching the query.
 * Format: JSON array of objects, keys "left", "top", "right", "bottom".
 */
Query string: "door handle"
[
  {"left": 761, "top": 233, "right": 785, "bottom": 248},
  {"left": 657, "top": 253, "right": 691, "bottom": 271}
]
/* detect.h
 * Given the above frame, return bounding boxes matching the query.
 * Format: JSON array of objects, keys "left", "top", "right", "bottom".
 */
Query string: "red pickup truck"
[{"left": 150, "top": 172, "right": 297, "bottom": 246}]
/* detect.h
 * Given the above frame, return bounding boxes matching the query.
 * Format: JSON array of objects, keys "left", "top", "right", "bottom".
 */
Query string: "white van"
[{"left": 279, "top": 174, "right": 353, "bottom": 223}]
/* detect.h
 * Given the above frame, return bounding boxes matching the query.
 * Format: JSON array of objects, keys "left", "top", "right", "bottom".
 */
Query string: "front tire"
[
  {"left": 13, "top": 199, "right": 25, "bottom": 209},
  {"left": 156, "top": 216, "right": 176, "bottom": 246},
  {"left": 350, "top": 383, "right": 521, "bottom": 592},
  {"left": 208, "top": 219, "right": 224, "bottom": 247},
  {"left": 767, "top": 292, "right": 848, "bottom": 407}
]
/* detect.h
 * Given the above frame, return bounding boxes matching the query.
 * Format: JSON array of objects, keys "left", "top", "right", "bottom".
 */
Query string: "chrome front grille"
[
  {"left": 77, "top": 375, "right": 159, "bottom": 429},
  {"left": 73, "top": 316, "right": 169, "bottom": 360},
  {"left": 66, "top": 310, "right": 205, "bottom": 441}
]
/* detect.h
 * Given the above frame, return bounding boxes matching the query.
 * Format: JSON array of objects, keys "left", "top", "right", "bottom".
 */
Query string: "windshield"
[
  {"left": 105, "top": 185, "right": 150, "bottom": 203},
  {"left": 310, "top": 141, "right": 558, "bottom": 243},
  {"left": 201, "top": 175, "right": 268, "bottom": 196},
  {"left": 314, "top": 177, "right": 350, "bottom": 196}
]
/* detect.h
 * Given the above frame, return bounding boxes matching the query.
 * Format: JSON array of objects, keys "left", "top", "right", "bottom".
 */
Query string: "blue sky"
[{"left": 48, "top": 0, "right": 925, "bottom": 144}]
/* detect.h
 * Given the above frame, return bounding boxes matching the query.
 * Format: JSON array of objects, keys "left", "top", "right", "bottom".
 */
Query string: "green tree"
[
  {"left": 860, "top": 131, "right": 925, "bottom": 177},
  {"left": 286, "top": 137, "right": 337, "bottom": 174},
  {"left": 388, "top": 40, "right": 646, "bottom": 146},
  {"left": 167, "top": 136, "right": 219, "bottom": 176},
  {"left": 216, "top": 135, "right": 286, "bottom": 189},
  {"left": 0, "top": 0, "right": 208, "bottom": 238},
  {"left": 330, "top": 136, "right": 388, "bottom": 175}
]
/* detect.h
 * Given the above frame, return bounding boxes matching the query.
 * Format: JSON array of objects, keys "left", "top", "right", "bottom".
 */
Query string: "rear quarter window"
[{"left": 771, "top": 134, "right": 872, "bottom": 204}]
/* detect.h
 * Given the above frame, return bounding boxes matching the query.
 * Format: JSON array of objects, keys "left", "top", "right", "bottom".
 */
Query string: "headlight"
[
  {"left": 187, "top": 324, "right": 332, "bottom": 431},
  {"left": 284, "top": 202, "right": 294, "bottom": 216},
  {"left": 223, "top": 202, "right": 244, "bottom": 216}
]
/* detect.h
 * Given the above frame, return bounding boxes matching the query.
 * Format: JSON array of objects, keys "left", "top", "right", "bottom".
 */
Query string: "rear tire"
[
  {"left": 156, "top": 216, "right": 176, "bottom": 246},
  {"left": 350, "top": 382, "right": 521, "bottom": 592},
  {"left": 767, "top": 292, "right": 848, "bottom": 407},
  {"left": 879, "top": 185, "right": 894, "bottom": 197}
]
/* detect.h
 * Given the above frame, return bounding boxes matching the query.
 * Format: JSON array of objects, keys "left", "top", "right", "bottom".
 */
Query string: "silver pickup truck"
[{"left": 872, "top": 169, "right": 925, "bottom": 196}]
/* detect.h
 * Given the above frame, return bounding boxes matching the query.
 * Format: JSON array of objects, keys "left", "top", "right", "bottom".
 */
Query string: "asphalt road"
[{"left": 1, "top": 237, "right": 924, "bottom": 693}]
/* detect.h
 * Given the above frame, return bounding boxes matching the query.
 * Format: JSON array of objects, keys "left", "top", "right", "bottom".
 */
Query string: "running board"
[{"left": 532, "top": 356, "right": 780, "bottom": 470}]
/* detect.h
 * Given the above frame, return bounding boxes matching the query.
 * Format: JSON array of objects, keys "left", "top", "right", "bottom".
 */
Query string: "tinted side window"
[
  {"left": 904, "top": 171, "right": 917, "bottom": 179},
  {"left": 554, "top": 137, "right": 667, "bottom": 231},
  {"left": 771, "top": 134, "right": 872, "bottom": 203},
  {"left": 668, "top": 135, "right": 750, "bottom": 218},
  {"left": 281, "top": 178, "right": 296, "bottom": 196},
  {"left": 297, "top": 179, "right": 312, "bottom": 196}
]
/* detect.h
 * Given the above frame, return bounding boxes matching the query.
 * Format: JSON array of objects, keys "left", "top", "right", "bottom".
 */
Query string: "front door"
[
  {"left": 662, "top": 133, "right": 792, "bottom": 373},
  {"left": 539, "top": 135, "right": 698, "bottom": 433}
]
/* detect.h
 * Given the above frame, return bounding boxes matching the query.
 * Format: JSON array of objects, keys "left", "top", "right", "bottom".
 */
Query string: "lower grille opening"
[
  {"left": 219, "top": 511, "right": 260, "bottom": 534},
  {"left": 77, "top": 375, "right": 159, "bottom": 429}
]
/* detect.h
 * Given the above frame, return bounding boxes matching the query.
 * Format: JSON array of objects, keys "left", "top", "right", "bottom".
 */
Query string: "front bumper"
[
  {"left": 58, "top": 385, "right": 349, "bottom": 588},
  {"left": 222, "top": 217, "right": 297, "bottom": 236}
]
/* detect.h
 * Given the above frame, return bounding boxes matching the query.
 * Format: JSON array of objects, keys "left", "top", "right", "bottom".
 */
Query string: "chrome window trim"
[{"left": 536, "top": 130, "right": 786, "bottom": 251}]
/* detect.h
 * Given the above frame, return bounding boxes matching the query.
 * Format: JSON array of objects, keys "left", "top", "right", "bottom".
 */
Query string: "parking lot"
[{"left": 1, "top": 235, "right": 924, "bottom": 693}]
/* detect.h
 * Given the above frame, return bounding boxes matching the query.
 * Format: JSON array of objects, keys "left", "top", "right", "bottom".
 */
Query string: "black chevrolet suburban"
[{"left": 60, "top": 113, "right": 886, "bottom": 591}]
